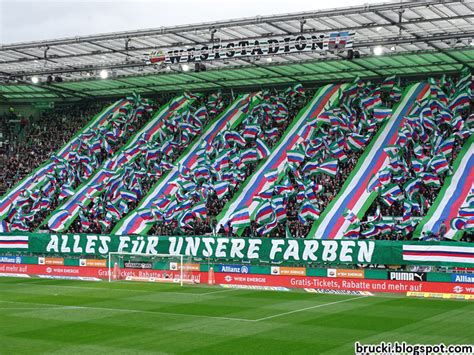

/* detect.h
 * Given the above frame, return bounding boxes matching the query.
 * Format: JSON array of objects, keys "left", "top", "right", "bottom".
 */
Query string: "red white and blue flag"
[
  {"left": 255, "top": 138, "right": 270, "bottom": 159},
  {"left": 402, "top": 245, "right": 474, "bottom": 264},
  {"left": 0, "top": 235, "right": 29, "bottom": 249},
  {"left": 230, "top": 207, "right": 251, "bottom": 228},
  {"left": 316, "top": 159, "right": 338, "bottom": 177}
]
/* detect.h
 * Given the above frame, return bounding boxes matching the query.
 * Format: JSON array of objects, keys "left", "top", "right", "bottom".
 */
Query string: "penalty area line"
[
  {"left": 0, "top": 300, "right": 254, "bottom": 322},
  {"left": 13, "top": 282, "right": 238, "bottom": 296},
  {"left": 255, "top": 295, "right": 368, "bottom": 322}
]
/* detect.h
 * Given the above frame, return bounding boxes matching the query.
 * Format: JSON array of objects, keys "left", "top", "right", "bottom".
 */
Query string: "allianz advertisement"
[
  {"left": 217, "top": 264, "right": 251, "bottom": 274},
  {"left": 0, "top": 255, "right": 22, "bottom": 264},
  {"left": 451, "top": 273, "right": 474, "bottom": 283}
]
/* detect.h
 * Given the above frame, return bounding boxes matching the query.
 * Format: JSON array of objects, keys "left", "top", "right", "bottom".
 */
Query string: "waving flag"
[
  {"left": 411, "top": 158, "right": 425, "bottom": 175},
  {"left": 264, "top": 168, "right": 279, "bottom": 184},
  {"left": 194, "top": 105, "right": 208, "bottom": 121},
  {"left": 59, "top": 185, "right": 75, "bottom": 201},
  {"left": 343, "top": 209, "right": 359, "bottom": 224},
  {"left": 177, "top": 210, "right": 195, "bottom": 229},
  {"left": 48, "top": 210, "right": 72, "bottom": 231},
  {"left": 437, "top": 136, "right": 455, "bottom": 156},
  {"left": 240, "top": 149, "right": 259, "bottom": 164},
  {"left": 10, "top": 219, "right": 29, "bottom": 232},
  {"left": 90, "top": 140, "right": 102, "bottom": 154},
  {"left": 367, "top": 173, "right": 382, "bottom": 193},
  {"left": 286, "top": 149, "right": 305, "bottom": 165},
  {"left": 224, "top": 131, "right": 246, "bottom": 147},
  {"left": 384, "top": 145, "right": 400, "bottom": 159},
  {"left": 213, "top": 181, "right": 229, "bottom": 199},
  {"left": 390, "top": 86, "right": 403, "bottom": 101},
  {"left": 255, "top": 138, "right": 270, "bottom": 159},
  {"left": 361, "top": 223, "right": 378, "bottom": 238},
  {"left": 0, "top": 220, "right": 9, "bottom": 233},
  {"left": 381, "top": 184, "right": 404, "bottom": 206},
  {"left": 298, "top": 201, "right": 320, "bottom": 223},
  {"left": 229, "top": 207, "right": 251, "bottom": 229},
  {"left": 451, "top": 217, "right": 467, "bottom": 231},
  {"left": 257, "top": 188, "right": 274, "bottom": 200},
  {"left": 459, "top": 207, "right": 474, "bottom": 218},
  {"left": 373, "top": 108, "right": 392, "bottom": 122},
  {"left": 381, "top": 75, "right": 397, "bottom": 91},
  {"left": 303, "top": 185, "right": 317, "bottom": 205},
  {"left": 343, "top": 222, "right": 360, "bottom": 239},
  {"left": 213, "top": 149, "right": 231, "bottom": 171},
  {"left": 302, "top": 160, "right": 319, "bottom": 176},
  {"left": 429, "top": 154, "right": 450, "bottom": 175},
  {"left": 257, "top": 214, "right": 278, "bottom": 236},
  {"left": 274, "top": 176, "right": 294, "bottom": 196},
  {"left": 160, "top": 159, "right": 174, "bottom": 170},
  {"left": 420, "top": 172, "right": 441, "bottom": 187},
  {"left": 272, "top": 196, "right": 287, "bottom": 221},
  {"left": 106, "top": 202, "right": 122, "bottom": 221},
  {"left": 82, "top": 162, "right": 94, "bottom": 178},
  {"left": 192, "top": 202, "right": 207, "bottom": 221},
  {"left": 136, "top": 208, "right": 159, "bottom": 223},
  {"left": 317, "top": 111, "right": 334, "bottom": 125},
  {"left": 242, "top": 125, "right": 261, "bottom": 140},
  {"left": 403, "top": 178, "right": 421, "bottom": 199},
  {"left": 449, "top": 90, "right": 470, "bottom": 113},
  {"left": 42, "top": 180, "right": 55, "bottom": 196},
  {"left": 255, "top": 200, "right": 275, "bottom": 225},
  {"left": 316, "top": 159, "right": 338, "bottom": 177},
  {"left": 265, "top": 127, "right": 280, "bottom": 141},
  {"left": 121, "top": 189, "right": 138, "bottom": 202},
  {"left": 194, "top": 166, "right": 210, "bottom": 181},
  {"left": 360, "top": 96, "right": 381, "bottom": 111},
  {"left": 329, "top": 141, "right": 348, "bottom": 162},
  {"left": 347, "top": 134, "right": 367, "bottom": 151}
]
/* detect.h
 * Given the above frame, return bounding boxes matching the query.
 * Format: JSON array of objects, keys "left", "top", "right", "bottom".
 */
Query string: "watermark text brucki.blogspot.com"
[{"left": 355, "top": 341, "right": 474, "bottom": 354}]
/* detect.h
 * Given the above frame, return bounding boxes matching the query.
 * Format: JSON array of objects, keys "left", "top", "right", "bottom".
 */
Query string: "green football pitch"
[{"left": 0, "top": 277, "right": 473, "bottom": 354}]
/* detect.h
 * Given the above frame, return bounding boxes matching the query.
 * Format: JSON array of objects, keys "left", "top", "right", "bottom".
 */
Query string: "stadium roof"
[{"left": 1, "top": 0, "right": 473, "bottom": 102}]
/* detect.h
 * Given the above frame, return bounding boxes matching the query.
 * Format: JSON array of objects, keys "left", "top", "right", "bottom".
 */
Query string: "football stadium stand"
[
  {"left": 3, "top": 2, "right": 474, "bottom": 353},
  {"left": 1, "top": 73, "right": 472, "bottom": 242},
  {"left": 0, "top": 0, "right": 473, "bottom": 277}
]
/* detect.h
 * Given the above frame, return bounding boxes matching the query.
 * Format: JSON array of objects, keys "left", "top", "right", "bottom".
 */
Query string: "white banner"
[{"left": 147, "top": 31, "right": 354, "bottom": 64}]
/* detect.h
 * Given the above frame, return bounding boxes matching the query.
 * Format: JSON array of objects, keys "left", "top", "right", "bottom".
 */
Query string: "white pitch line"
[
  {"left": 0, "top": 307, "right": 71, "bottom": 310},
  {"left": 199, "top": 288, "right": 238, "bottom": 295},
  {"left": 255, "top": 295, "right": 368, "bottom": 322},
  {"left": 0, "top": 300, "right": 255, "bottom": 322}
]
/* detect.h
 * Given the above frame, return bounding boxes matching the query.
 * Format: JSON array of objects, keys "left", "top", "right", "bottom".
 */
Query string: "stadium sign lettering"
[
  {"left": 452, "top": 274, "right": 474, "bottom": 283},
  {"left": 147, "top": 32, "right": 354, "bottom": 64},
  {"left": 388, "top": 272, "right": 427, "bottom": 282},
  {"left": 4, "top": 232, "right": 474, "bottom": 266},
  {"left": 43, "top": 234, "right": 374, "bottom": 263}
]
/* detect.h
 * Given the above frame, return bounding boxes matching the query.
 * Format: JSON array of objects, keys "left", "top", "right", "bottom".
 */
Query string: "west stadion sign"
[
  {"left": 148, "top": 32, "right": 354, "bottom": 64},
  {"left": 43, "top": 234, "right": 374, "bottom": 263}
]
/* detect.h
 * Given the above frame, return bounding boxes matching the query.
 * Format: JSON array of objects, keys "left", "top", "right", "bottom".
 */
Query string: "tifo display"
[
  {"left": 1, "top": 71, "right": 472, "bottom": 243},
  {"left": 2, "top": 3, "right": 474, "bottom": 354}
]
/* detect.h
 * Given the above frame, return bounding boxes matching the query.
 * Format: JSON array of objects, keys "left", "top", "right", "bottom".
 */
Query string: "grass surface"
[{"left": 0, "top": 277, "right": 473, "bottom": 354}]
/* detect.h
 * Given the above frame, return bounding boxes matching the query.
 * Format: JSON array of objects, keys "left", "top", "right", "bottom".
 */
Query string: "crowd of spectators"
[
  {"left": 149, "top": 87, "right": 315, "bottom": 236},
  {"left": 0, "top": 102, "right": 105, "bottom": 196},
  {"left": 234, "top": 84, "right": 397, "bottom": 239},
  {"left": 1, "top": 96, "right": 168, "bottom": 232},
  {"left": 67, "top": 93, "right": 229, "bottom": 235},
  {"left": 2, "top": 76, "right": 471, "bottom": 241}
]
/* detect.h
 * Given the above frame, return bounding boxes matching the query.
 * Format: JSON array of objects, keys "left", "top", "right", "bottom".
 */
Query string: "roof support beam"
[
  {"left": 374, "top": 10, "right": 472, "bottom": 68},
  {"left": 1, "top": 0, "right": 463, "bottom": 51},
  {"left": 2, "top": 31, "right": 473, "bottom": 81},
  {"left": 2, "top": 14, "right": 473, "bottom": 66}
]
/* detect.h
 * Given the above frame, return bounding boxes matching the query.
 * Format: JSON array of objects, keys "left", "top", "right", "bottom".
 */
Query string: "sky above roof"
[{"left": 1, "top": 0, "right": 385, "bottom": 44}]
